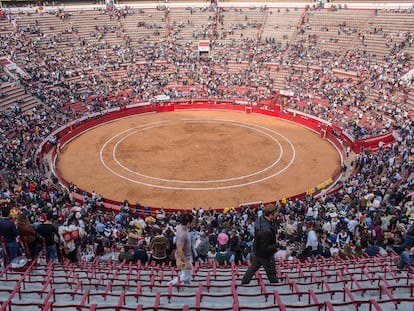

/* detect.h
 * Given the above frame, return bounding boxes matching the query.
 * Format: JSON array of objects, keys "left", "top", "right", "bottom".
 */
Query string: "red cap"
[{"left": 40, "top": 213, "right": 47, "bottom": 222}]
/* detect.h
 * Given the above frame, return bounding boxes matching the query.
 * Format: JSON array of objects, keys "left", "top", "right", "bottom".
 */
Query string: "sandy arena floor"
[{"left": 55, "top": 110, "right": 341, "bottom": 210}]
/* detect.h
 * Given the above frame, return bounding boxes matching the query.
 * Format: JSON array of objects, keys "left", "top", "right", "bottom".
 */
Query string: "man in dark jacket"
[
  {"left": 0, "top": 206, "right": 19, "bottom": 266},
  {"left": 241, "top": 204, "right": 280, "bottom": 284},
  {"left": 36, "top": 212, "right": 59, "bottom": 262},
  {"left": 134, "top": 241, "right": 149, "bottom": 263}
]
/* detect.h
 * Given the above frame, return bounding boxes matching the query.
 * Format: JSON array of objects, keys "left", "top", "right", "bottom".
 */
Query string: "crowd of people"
[{"left": 0, "top": 2, "right": 413, "bottom": 273}]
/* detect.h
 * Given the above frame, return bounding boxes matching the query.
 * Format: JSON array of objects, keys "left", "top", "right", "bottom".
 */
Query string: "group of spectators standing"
[
  {"left": 1, "top": 150, "right": 413, "bottom": 271},
  {"left": 0, "top": 3, "right": 414, "bottom": 273}
]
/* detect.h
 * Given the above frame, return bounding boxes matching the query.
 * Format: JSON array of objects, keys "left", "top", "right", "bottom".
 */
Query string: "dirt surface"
[{"left": 55, "top": 110, "right": 341, "bottom": 210}]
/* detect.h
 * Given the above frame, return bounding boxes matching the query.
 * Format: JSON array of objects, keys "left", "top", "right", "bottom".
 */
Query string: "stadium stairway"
[{"left": 0, "top": 252, "right": 413, "bottom": 311}]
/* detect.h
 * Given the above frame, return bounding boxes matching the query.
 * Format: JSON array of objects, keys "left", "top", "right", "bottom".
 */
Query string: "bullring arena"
[
  {"left": 55, "top": 108, "right": 341, "bottom": 210},
  {"left": 0, "top": 0, "right": 414, "bottom": 310}
]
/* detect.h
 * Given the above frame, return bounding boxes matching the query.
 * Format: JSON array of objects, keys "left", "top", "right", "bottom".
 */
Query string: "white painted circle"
[{"left": 99, "top": 119, "right": 296, "bottom": 190}]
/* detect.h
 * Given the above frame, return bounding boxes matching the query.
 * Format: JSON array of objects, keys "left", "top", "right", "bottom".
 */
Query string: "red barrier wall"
[{"left": 353, "top": 132, "right": 394, "bottom": 153}]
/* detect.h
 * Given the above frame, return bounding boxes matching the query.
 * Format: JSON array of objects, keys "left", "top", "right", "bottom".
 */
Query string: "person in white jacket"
[
  {"left": 306, "top": 222, "right": 319, "bottom": 255},
  {"left": 59, "top": 217, "right": 85, "bottom": 263}
]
